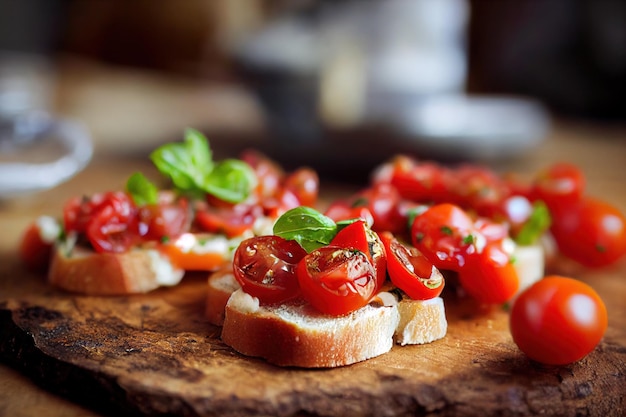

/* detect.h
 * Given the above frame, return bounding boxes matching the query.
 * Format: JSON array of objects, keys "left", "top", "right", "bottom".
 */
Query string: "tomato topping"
[
  {"left": 389, "top": 160, "right": 451, "bottom": 204},
  {"left": 324, "top": 202, "right": 374, "bottom": 228},
  {"left": 380, "top": 232, "right": 444, "bottom": 300},
  {"left": 134, "top": 199, "right": 191, "bottom": 242},
  {"left": 240, "top": 150, "right": 284, "bottom": 198},
  {"left": 510, "top": 275, "right": 608, "bottom": 365},
  {"left": 297, "top": 246, "right": 378, "bottom": 316},
  {"left": 19, "top": 222, "right": 54, "bottom": 272},
  {"left": 459, "top": 242, "right": 520, "bottom": 304},
  {"left": 330, "top": 220, "right": 387, "bottom": 289},
  {"left": 411, "top": 203, "right": 476, "bottom": 271},
  {"left": 195, "top": 203, "right": 263, "bottom": 238},
  {"left": 353, "top": 183, "right": 406, "bottom": 234},
  {"left": 233, "top": 235, "right": 306, "bottom": 304},
  {"left": 283, "top": 167, "right": 319, "bottom": 207},
  {"left": 550, "top": 197, "right": 626, "bottom": 268},
  {"left": 86, "top": 194, "right": 137, "bottom": 253},
  {"left": 532, "top": 162, "right": 585, "bottom": 212}
]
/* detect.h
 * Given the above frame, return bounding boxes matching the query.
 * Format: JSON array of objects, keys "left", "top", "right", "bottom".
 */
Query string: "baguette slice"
[
  {"left": 206, "top": 265, "right": 241, "bottom": 326},
  {"left": 221, "top": 289, "right": 400, "bottom": 368},
  {"left": 48, "top": 243, "right": 184, "bottom": 295}
]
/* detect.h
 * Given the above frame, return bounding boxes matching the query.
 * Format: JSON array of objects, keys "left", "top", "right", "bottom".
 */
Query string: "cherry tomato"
[
  {"left": 86, "top": 192, "right": 137, "bottom": 253},
  {"left": 532, "top": 162, "right": 585, "bottom": 213},
  {"left": 390, "top": 161, "right": 451, "bottom": 204},
  {"left": 297, "top": 246, "right": 378, "bottom": 316},
  {"left": 283, "top": 167, "right": 319, "bottom": 207},
  {"left": 134, "top": 199, "right": 191, "bottom": 242},
  {"left": 411, "top": 203, "right": 476, "bottom": 271},
  {"left": 195, "top": 203, "right": 263, "bottom": 238},
  {"left": 452, "top": 164, "right": 509, "bottom": 218},
  {"left": 233, "top": 235, "right": 306, "bottom": 304},
  {"left": 380, "top": 232, "right": 444, "bottom": 300},
  {"left": 260, "top": 188, "right": 300, "bottom": 218},
  {"left": 330, "top": 220, "right": 387, "bottom": 289},
  {"left": 240, "top": 150, "right": 284, "bottom": 198},
  {"left": 551, "top": 197, "right": 626, "bottom": 267},
  {"left": 510, "top": 275, "right": 608, "bottom": 365},
  {"left": 354, "top": 183, "right": 406, "bottom": 234},
  {"left": 19, "top": 222, "right": 54, "bottom": 272},
  {"left": 324, "top": 202, "right": 374, "bottom": 228},
  {"left": 459, "top": 242, "right": 520, "bottom": 304}
]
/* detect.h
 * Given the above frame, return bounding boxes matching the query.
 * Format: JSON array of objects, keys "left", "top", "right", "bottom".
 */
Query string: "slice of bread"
[
  {"left": 48, "top": 242, "right": 184, "bottom": 295},
  {"left": 394, "top": 297, "right": 447, "bottom": 346},
  {"left": 221, "top": 289, "right": 400, "bottom": 368},
  {"left": 206, "top": 266, "right": 241, "bottom": 326}
]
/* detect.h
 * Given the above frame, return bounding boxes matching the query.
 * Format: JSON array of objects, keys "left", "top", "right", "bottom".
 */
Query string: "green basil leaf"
[
  {"left": 514, "top": 200, "right": 552, "bottom": 246},
  {"left": 149, "top": 129, "right": 213, "bottom": 193},
  {"left": 204, "top": 159, "right": 257, "bottom": 203},
  {"left": 126, "top": 172, "right": 159, "bottom": 206},
  {"left": 273, "top": 206, "right": 338, "bottom": 252}
]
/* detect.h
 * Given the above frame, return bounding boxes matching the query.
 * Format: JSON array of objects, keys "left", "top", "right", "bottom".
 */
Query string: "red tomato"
[
  {"left": 260, "top": 188, "right": 300, "bottom": 218},
  {"left": 240, "top": 150, "right": 284, "bottom": 198},
  {"left": 297, "top": 246, "right": 378, "bottom": 316},
  {"left": 532, "top": 162, "right": 585, "bottom": 212},
  {"left": 134, "top": 199, "right": 191, "bottom": 242},
  {"left": 452, "top": 165, "right": 509, "bottom": 217},
  {"left": 411, "top": 203, "right": 476, "bottom": 271},
  {"left": 19, "top": 222, "right": 54, "bottom": 272},
  {"left": 330, "top": 220, "right": 387, "bottom": 289},
  {"left": 380, "top": 232, "right": 444, "bottom": 300},
  {"left": 355, "top": 183, "right": 406, "bottom": 234},
  {"left": 86, "top": 193, "right": 137, "bottom": 253},
  {"left": 390, "top": 161, "right": 451, "bottom": 204},
  {"left": 324, "top": 202, "right": 374, "bottom": 228},
  {"left": 459, "top": 242, "right": 520, "bottom": 304},
  {"left": 510, "top": 276, "right": 608, "bottom": 365},
  {"left": 195, "top": 203, "right": 263, "bottom": 238},
  {"left": 551, "top": 197, "right": 626, "bottom": 267},
  {"left": 283, "top": 167, "right": 319, "bottom": 207},
  {"left": 233, "top": 235, "right": 306, "bottom": 304}
]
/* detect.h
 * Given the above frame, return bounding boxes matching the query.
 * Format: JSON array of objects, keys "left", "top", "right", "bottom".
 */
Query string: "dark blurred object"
[{"left": 468, "top": 0, "right": 626, "bottom": 122}]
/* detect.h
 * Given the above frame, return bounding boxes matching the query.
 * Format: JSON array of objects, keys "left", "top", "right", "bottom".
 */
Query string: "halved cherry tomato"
[
  {"left": 389, "top": 161, "right": 451, "bottom": 204},
  {"left": 195, "top": 203, "right": 263, "bottom": 238},
  {"left": 134, "top": 199, "right": 191, "bottom": 242},
  {"left": 550, "top": 197, "right": 626, "bottom": 267},
  {"left": 19, "top": 222, "right": 54, "bottom": 272},
  {"left": 330, "top": 220, "right": 387, "bottom": 289},
  {"left": 160, "top": 233, "right": 229, "bottom": 271},
  {"left": 297, "top": 246, "right": 378, "bottom": 316},
  {"left": 354, "top": 183, "right": 406, "bottom": 234},
  {"left": 380, "top": 232, "right": 444, "bottom": 300},
  {"left": 84, "top": 192, "right": 137, "bottom": 253},
  {"left": 459, "top": 242, "right": 520, "bottom": 304},
  {"left": 510, "top": 275, "right": 607, "bottom": 365},
  {"left": 411, "top": 203, "right": 476, "bottom": 271},
  {"left": 233, "top": 235, "right": 306, "bottom": 304}
]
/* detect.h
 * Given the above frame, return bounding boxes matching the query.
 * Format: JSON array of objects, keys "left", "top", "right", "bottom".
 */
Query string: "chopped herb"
[
  {"left": 160, "top": 235, "right": 171, "bottom": 244},
  {"left": 514, "top": 200, "right": 551, "bottom": 246},
  {"left": 596, "top": 244, "right": 606, "bottom": 253},
  {"left": 351, "top": 197, "right": 369, "bottom": 208},
  {"left": 415, "top": 231, "right": 425, "bottom": 243},
  {"left": 463, "top": 234, "right": 475, "bottom": 245},
  {"left": 440, "top": 225, "right": 453, "bottom": 236}
]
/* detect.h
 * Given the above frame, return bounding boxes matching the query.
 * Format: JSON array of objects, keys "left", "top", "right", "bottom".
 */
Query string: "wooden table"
[{"left": 1, "top": 61, "right": 625, "bottom": 416}]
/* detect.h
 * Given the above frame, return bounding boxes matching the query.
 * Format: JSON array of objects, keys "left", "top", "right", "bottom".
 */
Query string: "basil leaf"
[
  {"left": 149, "top": 129, "right": 213, "bottom": 194},
  {"left": 273, "top": 206, "right": 338, "bottom": 252},
  {"left": 514, "top": 200, "right": 552, "bottom": 245},
  {"left": 126, "top": 172, "right": 158, "bottom": 206},
  {"left": 204, "top": 159, "right": 257, "bottom": 203}
]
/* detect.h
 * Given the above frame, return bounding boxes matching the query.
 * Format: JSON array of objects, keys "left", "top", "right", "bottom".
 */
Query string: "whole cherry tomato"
[
  {"left": 550, "top": 197, "right": 626, "bottom": 267},
  {"left": 233, "top": 235, "right": 306, "bottom": 304},
  {"left": 297, "top": 246, "right": 378, "bottom": 316},
  {"left": 283, "top": 167, "right": 319, "bottom": 207},
  {"left": 510, "top": 275, "right": 607, "bottom": 365},
  {"left": 459, "top": 242, "right": 520, "bottom": 304},
  {"left": 532, "top": 162, "right": 585, "bottom": 213},
  {"left": 411, "top": 203, "right": 476, "bottom": 271},
  {"left": 380, "top": 232, "right": 444, "bottom": 300},
  {"left": 330, "top": 220, "right": 387, "bottom": 289}
]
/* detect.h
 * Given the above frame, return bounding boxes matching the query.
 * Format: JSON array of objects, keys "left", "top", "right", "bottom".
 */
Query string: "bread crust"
[
  {"left": 206, "top": 266, "right": 240, "bottom": 326},
  {"left": 221, "top": 290, "right": 400, "bottom": 368},
  {"left": 48, "top": 244, "right": 183, "bottom": 295}
]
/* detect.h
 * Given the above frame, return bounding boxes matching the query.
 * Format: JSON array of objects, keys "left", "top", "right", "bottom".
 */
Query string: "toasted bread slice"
[
  {"left": 394, "top": 297, "right": 447, "bottom": 346},
  {"left": 206, "top": 265, "right": 241, "bottom": 326},
  {"left": 221, "top": 289, "right": 400, "bottom": 368},
  {"left": 48, "top": 243, "right": 184, "bottom": 295}
]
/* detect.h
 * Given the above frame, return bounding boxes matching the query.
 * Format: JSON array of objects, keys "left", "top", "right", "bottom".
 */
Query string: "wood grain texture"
[{"left": 1, "top": 267, "right": 625, "bottom": 417}]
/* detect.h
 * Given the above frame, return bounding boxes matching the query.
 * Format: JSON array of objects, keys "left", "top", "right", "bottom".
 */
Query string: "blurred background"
[{"left": 0, "top": 0, "right": 625, "bottom": 184}]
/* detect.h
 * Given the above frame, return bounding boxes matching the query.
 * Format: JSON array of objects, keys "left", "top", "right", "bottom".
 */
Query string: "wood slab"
[{"left": 1, "top": 259, "right": 625, "bottom": 417}]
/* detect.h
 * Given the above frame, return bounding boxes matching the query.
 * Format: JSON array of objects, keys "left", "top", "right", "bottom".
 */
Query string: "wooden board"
[{"left": 1, "top": 263, "right": 625, "bottom": 417}]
